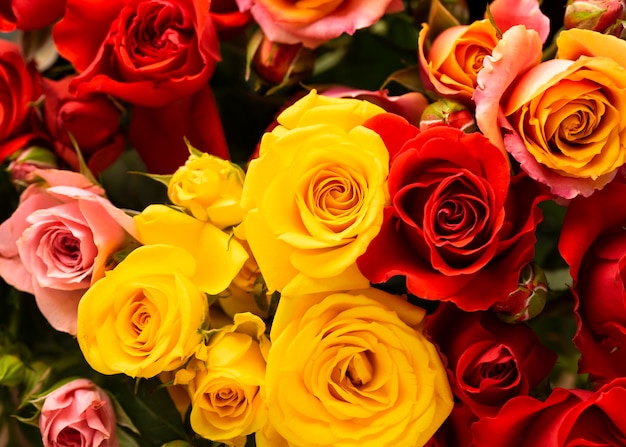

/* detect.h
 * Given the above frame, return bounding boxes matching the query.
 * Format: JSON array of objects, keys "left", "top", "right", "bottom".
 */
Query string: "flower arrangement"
[{"left": 1, "top": 0, "right": 626, "bottom": 445}]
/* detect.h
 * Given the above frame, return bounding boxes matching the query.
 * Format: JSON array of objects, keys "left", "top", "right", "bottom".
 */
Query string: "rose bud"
[
  {"left": 564, "top": 0, "right": 626, "bottom": 35},
  {"left": 250, "top": 31, "right": 315, "bottom": 86},
  {"left": 491, "top": 262, "right": 548, "bottom": 323},
  {"left": 419, "top": 99, "right": 477, "bottom": 133},
  {"left": 7, "top": 146, "right": 58, "bottom": 187}
]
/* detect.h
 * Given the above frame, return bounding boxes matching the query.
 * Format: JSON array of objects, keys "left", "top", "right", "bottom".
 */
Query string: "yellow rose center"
[
  {"left": 119, "top": 290, "right": 162, "bottom": 353},
  {"left": 303, "top": 166, "right": 365, "bottom": 234}
]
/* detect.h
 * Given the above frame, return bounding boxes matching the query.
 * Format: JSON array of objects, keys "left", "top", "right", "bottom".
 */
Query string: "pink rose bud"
[
  {"left": 491, "top": 263, "right": 548, "bottom": 323},
  {"left": 419, "top": 99, "right": 477, "bottom": 133},
  {"left": 39, "top": 379, "right": 118, "bottom": 447},
  {"left": 250, "top": 31, "right": 315, "bottom": 86},
  {"left": 7, "top": 146, "right": 58, "bottom": 187},
  {"left": 564, "top": 0, "right": 626, "bottom": 35}
]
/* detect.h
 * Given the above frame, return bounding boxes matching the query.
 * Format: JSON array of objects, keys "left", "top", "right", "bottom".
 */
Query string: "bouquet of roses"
[{"left": 1, "top": 0, "right": 626, "bottom": 445}]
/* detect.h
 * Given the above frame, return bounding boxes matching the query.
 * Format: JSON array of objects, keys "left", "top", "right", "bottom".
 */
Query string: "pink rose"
[
  {"left": 40, "top": 378, "right": 118, "bottom": 447},
  {"left": 0, "top": 169, "right": 137, "bottom": 335},
  {"left": 235, "top": 0, "right": 404, "bottom": 48}
]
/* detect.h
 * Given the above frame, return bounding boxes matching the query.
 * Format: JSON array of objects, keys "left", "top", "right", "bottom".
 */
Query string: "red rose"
[
  {"left": 357, "top": 118, "right": 547, "bottom": 310},
  {"left": 129, "top": 85, "right": 229, "bottom": 174},
  {"left": 0, "top": 0, "right": 65, "bottom": 31},
  {"left": 559, "top": 181, "right": 626, "bottom": 382},
  {"left": 426, "top": 302, "right": 556, "bottom": 417},
  {"left": 41, "top": 76, "right": 125, "bottom": 175},
  {"left": 0, "top": 40, "right": 45, "bottom": 163},
  {"left": 471, "top": 377, "right": 626, "bottom": 446},
  {"left": 52, "top": 0, "right": 221, "bottom": 107}
]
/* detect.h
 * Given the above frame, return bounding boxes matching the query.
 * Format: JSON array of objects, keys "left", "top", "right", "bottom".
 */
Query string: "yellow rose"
[
  {"left": 240, "top": 90, "right": 389, "bottom": 295},
  {"left": 168, "top": 152, "right": 246, "bottom": 229},
  {"left": 77, "top": 245, "right": 208, "bottom": 378},
  {"left": 174, "top": 313, "right": 269, "bottom": 446},
  {"left": 502, "top": 29, "right": 626, "bottom": 198},
  {"left": 134, "top": 204, "right": 249, "bottom": 295},
  {"left": 262, "top": 288, "right": 453, "bottom": 447},
  {"left": 418, "top": 19, "right": 499, "bottom": 103}
]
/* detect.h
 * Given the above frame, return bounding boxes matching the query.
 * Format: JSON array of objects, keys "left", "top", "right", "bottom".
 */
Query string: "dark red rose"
[
  {"left": 0, "top": 40, "right": 45, "bottom": 163},
  {"left": 129, "top": 85, "right": 229, "bottom": 174},
  {"left": 471, "top": 378, "right": 626, "bottom": 446},
  {"left": 357, "top": 118, "right": 547, "bottom": 310},
  {"left": 426, "top": 302, "right": 556, "bottom": 417},
  {"left": 559, "top": 181, "right": 626, "bottom": 383},
  {"left": 52, "top": 0, "right": 220, "bottom": 107},
  {"left": 0, "top": 0, "right": 65, "bottom": 31},
  {"left": 41, "top": 76, "right": 124, "bottom": 175}
]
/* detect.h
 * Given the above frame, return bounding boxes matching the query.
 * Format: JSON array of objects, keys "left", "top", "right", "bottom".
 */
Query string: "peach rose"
[{"left": 476, "top": 28, "right": 626, "bottom": 198}]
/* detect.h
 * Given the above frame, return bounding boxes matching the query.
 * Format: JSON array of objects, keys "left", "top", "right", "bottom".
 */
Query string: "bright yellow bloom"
[
  {"left": 77, "top": 245, "right": 208, "bottom": 378},
  {"left": 261, "top": 288, "right": 453, "bottom": 447},
  {"left": 134, "top": 204, "right": 248, "bottom": 295},
  {"left": 168, "top": 152, "right": 246, "bottom": 229},
  {"left": 175, "top": 313, "right": 270, "bottom": 446},
  {"left": 240, "top": 90, "right": 389, "bottom": 295}
]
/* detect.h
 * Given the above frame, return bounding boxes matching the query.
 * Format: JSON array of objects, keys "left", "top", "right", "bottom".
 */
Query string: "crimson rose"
[
  {"left": 0, "top": 0, "right": 65, "bottom": 31},
  {"left": 357, "top": 118, "right": 546, "bottom": 310},
  {"left": 426, "top": 302, "right": 556, "bottom": 417},
  {"left": 52, "top": 0, "right": 221, "bottom": 107},
  {"left": 0, "top": 40, "right": 44, "bottom": 162},
  {"left": 471, "top": 377, "right": 626, "bottom": 446},
  {"left": 559, "top": 181, "right": 626, "bottom": 382},
  {"left": 41, "top": 76, "right": 125, "bottom": 175}
]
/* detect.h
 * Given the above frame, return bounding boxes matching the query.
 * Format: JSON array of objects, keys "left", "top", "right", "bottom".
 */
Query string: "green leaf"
[
  {"left": 67, "top": 132, "right": 99, "bottom": 187},
  {"left": 108, "top": 393, "right": 140, "bottom": 434},
  {"left": 161, "top": 442, "right": 193, "bottom": 447},
  {"left": 428, "top": 0, "right": 462, "bottom": 38},
  {"left": 101, "top": 376, "right": 189, "bottom": 446},
  {"left": 381, "top": 65, "right": 424, "bottom": 92},
  {"left": 118, "top": 426, "right": 142, "bottom": 447}
]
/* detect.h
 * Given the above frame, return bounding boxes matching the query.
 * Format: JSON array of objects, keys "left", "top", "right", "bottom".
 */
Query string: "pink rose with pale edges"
[
  {"left": 0, "top": 169, "right": 138, "bottom": 335},
  {"left": 39, "top": 378, "right": 118, "bottom": 447}
]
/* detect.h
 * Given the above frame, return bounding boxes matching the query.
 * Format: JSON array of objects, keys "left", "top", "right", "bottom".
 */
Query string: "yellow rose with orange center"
[
  {"left": 174, "top": 313, "right": 270, "bottom": 446},
  {"left": 77, "top": 245, "right": 208, "bottom": 378},
  {"left": 418, "top": 19, "right": 499, "bottom": 103},
  {"left": 259, "top": 288, "right": 453, "bottom": 447},
  {"left": 240, "top": 90, "right": 389, "bottom": 295}
]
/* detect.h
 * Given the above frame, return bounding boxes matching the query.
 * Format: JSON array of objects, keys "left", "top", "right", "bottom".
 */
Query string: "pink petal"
[
  {"left": 474, "top": 25, "right": 543, "bottom": 153},
  {"left": 489, "top": 0, "right": 551, "bottom": 44}
]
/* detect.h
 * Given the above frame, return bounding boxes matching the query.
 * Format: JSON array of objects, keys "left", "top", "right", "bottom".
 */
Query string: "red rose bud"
[
  {"left": 8, "top": 146, "right": 58, "bottom": 187},
  {"left": 491, "top": 263, "right": 548, "bottom": 323},
  {"left": 419, "top": 99, "right": 477, "bottom": 133},
  {"left": 564, "top": 0, "right": 626, "bottom": 35},
  {"left": 250, "top": 32, "right": 315, "bottom": 86}
]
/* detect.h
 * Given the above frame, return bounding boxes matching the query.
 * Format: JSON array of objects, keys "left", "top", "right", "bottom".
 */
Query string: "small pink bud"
[
  {"left": 250, "top": 32, "right": 315, "bottom": 86},
  {"left": 491, "top": 263, "right": 548, "bottom": 323},
  {"left": 564, "top": 0, "right": 626, "bottom": 35},
  {"left": 7, "top": 146, "right": 58, "bottom": 187}
]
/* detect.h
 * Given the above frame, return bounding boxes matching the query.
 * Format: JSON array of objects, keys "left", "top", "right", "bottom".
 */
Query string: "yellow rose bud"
[
  {"left": 134, "top": 204, "right": 249, "bottom": 295},
  {"left": 240, "top": 90, "right": 389, "bottom": 295},
  {"left": 168, "top": 152, "right": 246, "bottom": 229},
  {"left": 77, "top": 245, "right": 208, "bottom": 378},
  {"left": 263, "top": 288, "right": 453, "bottom": 447},
  {"left": 176, "top": 313, "right": 269, "bottom": 445}
]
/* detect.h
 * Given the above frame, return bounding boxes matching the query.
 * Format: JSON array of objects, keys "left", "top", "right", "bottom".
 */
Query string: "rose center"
[{"left": 56, "top": 427, "right": 84, "bottom": 447}]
